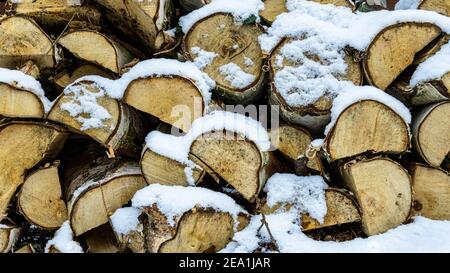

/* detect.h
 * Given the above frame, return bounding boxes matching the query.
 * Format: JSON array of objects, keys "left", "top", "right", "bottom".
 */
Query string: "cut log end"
[
  {"left": 419, "top": 0, "right": 450, "bottom": 16},
  {"left": 0, "top": 83, "right": 45, "bottom": 119}
]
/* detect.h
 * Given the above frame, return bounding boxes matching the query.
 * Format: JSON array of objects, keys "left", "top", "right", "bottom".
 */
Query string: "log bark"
[
  {"left": 183, "top": 13, "right": 266, "bottom": 104},
  {"left": 142, "top": 206, "right": 248, "bottom": 253},
  {"left": 363, "top": 22, "right": 441, "bottom": 90},
  {"left": 123, "top": 75, "right": 205, "bottom": 132},
  {"left": 58, "top": 30, "right": 136, "bottom": 74},
  {"left": 325, "top": 100, "right": 410, "bottom": 161},
  {"left": 47, "top": 80, "right": 146, "bottom": 157},
  {"left": 65, "top": 160, "right": 147, "bottom": 236},
  {"left": 179, "top": 0, "right": 211, "bottom": 12},
  {"left": 412, "top": 101, "right": 450, "bottom": 171},
  {"left": 419, "top": 0, "right": 449, "bottom": 16},
  {"left": 261, "top": 188, "right": 361, "bottom": 231},
  {"left": 269, "top": 124, "right": 323, "bottom": 174},
  {"left": 0, "top": 224, "right": 21, "bottom": 253},
  {"left": 4, "top": 0, "right": 101, "bottom": 33},
  {"left": 190, "top": 131, "right": 282, "bottom": 202},
  {"left": 269, "top": 38, "right": 362, "bottom": 132},
  {"left": 0, "top": 121, "right": 68, "bottom": 221},
  {"left": 0, "top": 82, "right": 46, "bottom": 119},
  {"left": 409, "top": 163, "right": 450, "bottom": 220},
  {"left": 94, "top": 0, "right": 174, "bottom": 53},
  {"left": 0, "top": 16, "right": 54, "bottom": 70},
  {"left": 18, "top": 161, "right": 68, "bottom": 230},
  {"left": 338, "top": 157, "right": 412, "bottom": 236}
]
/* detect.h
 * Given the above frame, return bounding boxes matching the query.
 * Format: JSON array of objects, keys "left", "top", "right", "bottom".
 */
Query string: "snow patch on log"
[
  {"left": 410, "top": 41, "right": 450, "bottom": 86},
  {"left": 191, "top": 47, "right": 218, "bottom": 69},
  {"left": 325, "top": 85, "right": 412, "bottom": 134},
  {"left": 219, "top": 63, "right": 256, "bottom": 89},
  {"left": 131, "top": 184, "right": 247, "bottom": 228},
  {"left": 178, "top": 0, "right": 264, "bottom": 33},
  {"left": 395, "top": 0, "right": 421, "bottom": 10},
  {"left": 110, "top": 207, "right": 142, "bottom": 235},
  {"left": 0, "top": 68, "right": 52, "bottom": 112},
  {"left": 222, "top": 214, "right": 450, "bottom": 253},
  {"left": 264, "top": 174, "right": 328, "bottom": 224},
  {"left": 45, "top": 221, "right": 83, "bottom": 253}
]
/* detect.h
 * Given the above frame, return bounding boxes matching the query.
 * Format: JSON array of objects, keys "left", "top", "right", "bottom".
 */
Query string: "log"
[
  {"left": 110, "top": 207, "right": 146, "bottom": 253},
  {"left": 47, "top": 80, "right": 145, "bottom": 157},
  {"left": 179, "top": 0, "right": 211, "bottom": 12},
  {"left": 412, "top": 101, "right": 450, "bottom": 170},
  {"left": 419, "top": 0, "right": 449, "bottom": 16},
  {"left": 363, "top": 22, "right": 441, "bottom": 90},
  {"left": 58, "top": 30, "right": 136, "bottom": 74},
  {"left": 338, "top": 157, "right": 412, "bottom": 236},
  {"left": 183, "top": 13, "right": 266, "bottom": 104},
  {"left": 53, "top": 64, "right": 114, "bottom": 93},
  {"left": 142, "top": 206, "right": 248, "bottom": 253},
  {"left": 409, "top": 163, "right": 450, "bottom": 220},
  {"left": 259, "top": 0, "right": 353, "bottom": 25},
  {"left": 269, "top": 38, "right": 363, "bottom": 132},
  {"left": 269, "top": 124, "right": 323, "bottom": 173},
  {"left": 0, "top": 224, "right": 21, "bottom": 253},
  {"left": 0, "top": 82, "right": 46, "bottom": 119},
  {"left": 14, "top": 244, "right": 35, "bottom": 253},
  {"left": 4, "top": 0, "right": 101, "bottom": 32},
  {"left": 0, "top": 121, "right": 68, "bottom": 221},
  {"left": 140, "top": 149, "right": 205, "bottom": 186},
  {"left": 0, "top": 16, "right": 54, "bottom": 70},
  {"left": 123, "top": 76, "right": 205, "bottom": 132},
  {"left": 190, "top": 131, "right": 281, "bottom": 202},
  {"left": 65, "top": 160, "right": 147, "bottom": 236},
  {"left": 18, "top": 162, "right": 68, "bottom": 230},
  {"left": 325, "top": 100, "right": 410, "bottom": 161},
  {"left": 94, "top": 0, "right": 174, "bottom": 53},
  {"left": 261, "top": 188, "right": 361, "bottom": 231},
  {"left": 413, "top": 34, "right": 449, "bottom": 66},
  {"left": 84, "top": 224, "right": 120, "bottom": 253}
]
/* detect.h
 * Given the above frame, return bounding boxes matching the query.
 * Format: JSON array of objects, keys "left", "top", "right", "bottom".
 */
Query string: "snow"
[
  {"left": 310, "top": 138, "right": 324, "bottom": 148},
  {"left": 110, "top": 207, "right": 142, "bottom": 235},
  {"left": 244, "top": 57, "right": 254, "bottom": 67},
  {"left": 324, "top": 85, "right": 412, "bottom": 134},
  {"left": 45, "top": 221, "right": 83, "bottom": 253},
  {"left": 191, "top": 47, "right": 218, "bottom": 69},
  {"left": 264, "top": 174, "right": 328, "bottom": 223},
  {"left": 219, "top": 63, "right": 256, "bottom": 89},
  {"left": 61, "top": 82, "right": 112, "bottom": 131},
  {"left": 178, "top": 0, "right": 264, "bottom": 34},
  {"left": 222, "top": 215, "right": 450, "bottom": 253},
  {"left": 410, "top": 41, "right": 450, "bottom": 86},
  {"left": 0, "top": 68, "right": 52, "bottom": 112},
  {"left": 146, "top": 111, "right": 270, "bottom": 183},
  {"left": 395, "top": 0, "right": 421, "bottom": 10},
  {"left": 131, "top": 184, "right": 247, "bottom": 228}
]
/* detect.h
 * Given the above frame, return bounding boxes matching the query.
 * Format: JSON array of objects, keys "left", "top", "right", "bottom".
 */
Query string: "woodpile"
[{"left": 0, "top": 0, "right": 448, "bottom": 253}]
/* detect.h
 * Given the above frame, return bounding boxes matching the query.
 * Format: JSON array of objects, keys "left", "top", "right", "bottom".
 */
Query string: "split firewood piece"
[
  {"left": 419, "top": 0, "right": 449, "bottom": 16},
  {"left": 261, "top": 188, "right": 361, "bottom": 231},
  {"left": 409, "top": 164, "right": 450, "bottom": 220},
  {"left": 53, "top": 64, "right": 114, "bottom": 93},
  {"left": 269, "top": 124, "right": 323, "bottom": 174},
  {"left": 0, "top": 224, "right": 21, "bottom": 253},
  {"left": 84, "top": 224, "right": 120, "bottom": 253},
  {"left": 19, "top": 60, "right": 40, "bottom": 79},
  {"left": 269, "top": 38, "right": 363, "bottom": 131},
  {"left": 132, "top": 184, "right": 249, "bottom": 253},
  {"left": 363, "top": 22, "right": 441, "bottom": 90},
  {"left": 58, "top": 30, "right": 136, "bottom": 74},
  {"left": 14, "top": 244, "right": 35, "bottom": 253},
  {"left": 413, "top": 34, "right": 449, "bottom": 65},
  {"left": 259, "top": 0, "right": 353, "bottom": 25},
  {"left": 182, "top": 13, "right": 266, "bottom": 104},
  {"left": 0, "top": 16, "right": 54, "bottom": 69},
  {"left": 94, "top": 0, "right": 174, "bottom": 53},
  {"left": 18, "top": 162, "right": 68, "bottom": 230},
  {"left": 412, "top": 101, "right": 450, "bottom": 170},
  {"left": 5, "top": 0, "right": 101, "bottom": 32},
  {"left": 47, "top": 80, "right": 145, "bottom": 157},
  {"left": 123, "top": 77, "right": 204, "bottom": 132},
  {"left": 140, "top": 149, "right": 205, "bottom": 186},
  {"left": 110, "top": 207, "right": 146, "bottom": 253},
  {"left": 325, "top": 100, "right": 410, "bottom": 161},
  {"left": 0, "top": 121, "right": 68, "bottom": 221},
  {"left": 66, "top": 160, "right": 147, "bottom": 236},
  {"left": 338, "top": 157, "right": 412, "bottom": 236}
]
